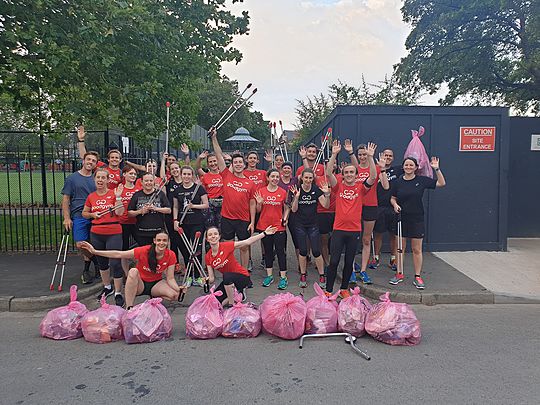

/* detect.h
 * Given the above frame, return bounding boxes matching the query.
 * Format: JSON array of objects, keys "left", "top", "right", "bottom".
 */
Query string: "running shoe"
[
  {"left": 339, "top": 289, "right": 351, "bottom": 299},
  {"left": 349, "top": 270, "right": 357, "bottom": 284},
  {"left": 81, "top": 269, "right": 93, "bottom": 285},
  {"left": 299, "top": 274, "right": 307, "bottom": 288},
  {"left": 359, "top": 271, "right": 372, "bottom": 285},
  {"left": 192, "top": 277, "right": 205, "bottom": 287},
  {"left": 262, "top": 275, "right": 274, "bottom": 287},
  {"left": 184, "top": 276, "right": 193, "bottom": 288},
  {"left": 368, "top": 256, "right": 380, "bottom": 269},
  {"left": 277, "top": 277, "right": 288, "bottom": 290},
  {"left": 318, "top": 275, "right": 326, "bottom": 289},
  {"left": 96, "top": 286, "right": 114, "bottom": 300},
  {"left": 413, "top": 276, "right": 425, "bottom": 290},
  {"left": 115, "top": 294, "right": 125, "bottom": 308},
  {"left": 389, "top": 273, "right": 404, "bottom": 285},
  {"left": 324, "top": 291, "right": 333, "bottom": 298},
  {"left": 247, "top": 259, "right": 254, "bottom": 273},
  {"left": 389, "top": 258, "right": 397, "bottom": 271}
]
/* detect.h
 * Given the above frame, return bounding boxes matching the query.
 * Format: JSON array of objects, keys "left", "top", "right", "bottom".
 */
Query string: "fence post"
[
  {"left": 39, "top": 132, "right": 48, "bottom": 206},
  {"left": 104, "top": 126, "right": 110, "bottom": 151}
]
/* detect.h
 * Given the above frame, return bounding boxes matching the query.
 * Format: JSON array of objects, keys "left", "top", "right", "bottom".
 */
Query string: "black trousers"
[
  {"left": 326, "top": 230, "right": 360, "bottom": 293},
  {"left": 261, "top": 231, "right": 287, "bottom": 272}
]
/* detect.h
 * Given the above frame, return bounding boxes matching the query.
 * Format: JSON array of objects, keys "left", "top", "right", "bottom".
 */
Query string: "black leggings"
[
  {"left": 326, "top": 230, "right": 360, "bottom": 293},
  {"left": 287, "top": 213, "right": 300, "bottom": 249},
  {"left": 261, "top": 231, "right": 287, "bottom": 272},
  {"left": 178, "top": 222, "right": 204, "bottom": 278},
  {"left": 295, "top": 224, "right": 321, "bottom": 257},
  {"left": 121, "top": 223, "right": 137, "bottom": 250},
  {"left": 215, "top": 272, "right": 251, "bottom": 303},
  {"left": 90, "top": 232, "right": 123, "bottom": 279}
]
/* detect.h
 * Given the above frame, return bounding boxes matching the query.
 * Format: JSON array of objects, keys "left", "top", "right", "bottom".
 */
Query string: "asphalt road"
[{"left": 1, "top": 304, "right": 539, "bottom": 405}]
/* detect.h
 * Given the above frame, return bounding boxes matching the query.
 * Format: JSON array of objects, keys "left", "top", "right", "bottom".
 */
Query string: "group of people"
[{"left": 61, "top": 125, "right": 445, "bottom": 309}]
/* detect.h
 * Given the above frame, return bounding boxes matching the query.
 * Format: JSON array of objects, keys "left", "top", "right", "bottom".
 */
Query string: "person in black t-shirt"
[
  {"left": 290, "top": 168, "right": 330, "bottom": 288},
  {"left": 127, "top": 172, "right": 171, "bottom": 247},
  {"left": 172, "top": 166, "right": 209, "bottom": 287},
  {"left": 372, "top": 148, "right": 404, "bottom": 270},
  {"left": 389, "top": 156, "right": 446, "bottom": 290}
]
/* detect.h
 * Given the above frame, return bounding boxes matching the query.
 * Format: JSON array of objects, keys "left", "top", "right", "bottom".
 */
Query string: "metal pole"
[{"left": 39, "top": 132, "right": 48, "bottom": 206}]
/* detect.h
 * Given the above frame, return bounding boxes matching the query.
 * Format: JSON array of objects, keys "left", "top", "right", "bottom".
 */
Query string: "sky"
[{"left": 221, "top": 0, "right": 438, "bottom": 130}]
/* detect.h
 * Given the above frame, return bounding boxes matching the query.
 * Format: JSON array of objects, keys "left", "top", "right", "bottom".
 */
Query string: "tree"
[
  {"left": 0, "top": 0, "right": 250, "bottom": 144},
  {"left": 395, "top": 0, "right": 540, "bottom": 113},
  {"left": 196, "top": 76, "right": 270, "bottom": 145},
  {"left": 293, "top": 77, "right": 417, "bottom": 146}
]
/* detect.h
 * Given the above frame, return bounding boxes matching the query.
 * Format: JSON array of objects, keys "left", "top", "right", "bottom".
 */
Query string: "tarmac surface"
[{"left": 1, "top": 237, "right": 538, "bottom": 311}]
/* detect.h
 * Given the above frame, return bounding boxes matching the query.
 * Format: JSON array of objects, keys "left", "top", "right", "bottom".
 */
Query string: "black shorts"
[
  {"left": 362, "top": 206, "right": 378, "bottom": 222},
  {"left": 215, "top": 272, "right": 251, "bottom": 303},
  {"left": 221, "top": 217, "right": 250, "bottom": 241},
  {"left": 140, "top": 279, "right": 161, "bottom": 297},
  {"left": 395, "top": 217, "right": 425, "bottom": 239},
  {"left": 317, "top": 212, "right": 335, "bottom": 235},
  {"left": 374, "top": 206, "right": 397, "bottom": 234}
]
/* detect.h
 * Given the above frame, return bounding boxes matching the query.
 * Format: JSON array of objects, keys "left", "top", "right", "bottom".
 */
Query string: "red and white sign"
[{"left": 459, "top": 127, "right": 496, "bottom": 152}]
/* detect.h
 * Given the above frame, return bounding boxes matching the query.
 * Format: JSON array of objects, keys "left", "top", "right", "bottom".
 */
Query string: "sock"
[
  {"left": 104, "top": 284, "right": 112, "bottom": 289},
  {"left": 115, "top": 292, "right": 122, "bottom": 296},
  {"left": 374, "top": 255, "right": 379, "bottom": 260},
  {"left": 390, "top": 255, "right": 396, "bottom": 260},
  {"left": 415, "top": 274, "right": 422, "bottom": 278}
]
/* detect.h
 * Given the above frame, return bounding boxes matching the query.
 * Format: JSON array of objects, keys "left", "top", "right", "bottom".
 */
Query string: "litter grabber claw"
[
  {"left": 50, "top": 230, "right": 70, "bottom": 291},
  {"left": 299, "top": 332, "right": 371, "bottom": 361}
]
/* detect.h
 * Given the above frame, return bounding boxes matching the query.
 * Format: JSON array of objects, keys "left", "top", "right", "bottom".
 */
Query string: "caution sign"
[{"left": 459, "top": 127, "right": 496, "bottom": 152}]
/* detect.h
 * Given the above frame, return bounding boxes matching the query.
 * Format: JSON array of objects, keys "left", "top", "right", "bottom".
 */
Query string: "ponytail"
[{"left": 148, "top": 243, "right": 158, "bottom": 273}]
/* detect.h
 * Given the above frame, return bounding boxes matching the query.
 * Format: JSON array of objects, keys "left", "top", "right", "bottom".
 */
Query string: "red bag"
[
  {"left": 185, "top": 285, "right": 224, "bottom": 339},
  {"left": 222, "top": 290, "right": 261, "bottom": 338},
  {"left": 337, "top": 286, "right": 372, "bottom": 337},
  {"left": 39, "top": 285, "right": 88, "bottom": 340},
  {"left": 404, "top": 126, "right": 433, "bottom": 178},
  {"left": 82, "top": 295, "right": 126, "bottom": 343},
  {"left": 122, "top": 298, "right": 172, "bottom": 344},
  {"left": 305, "top": 284, "right": 339, "bottom": 334},
  {"left": 260, "top": 293, "right": 306, "bottom": 340},
  {"left": 365, "top": 292, "right": 421, "bottom": 346}
]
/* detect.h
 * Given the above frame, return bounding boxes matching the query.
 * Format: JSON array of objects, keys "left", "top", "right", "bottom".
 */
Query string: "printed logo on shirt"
[
  {"left": 142, "top": 262, "right": 168, "bottom": 274},
  {"left": 299, "top": 193, "right": 317, "bottom": 204},
  {"left": 355, "top": 172, "right": 369, "bottom": 184},
  {"left": 339, "top": 188, "right": 359, "bottom": 200},
  {"left": 212, "top": 257, "right": 229, "bottom": 270},
  {"left": 263, "top": 195, "right": 281, "bottom": 206},
  {"left": 227, "top": 180, "right": 249, "bottom": 193}
]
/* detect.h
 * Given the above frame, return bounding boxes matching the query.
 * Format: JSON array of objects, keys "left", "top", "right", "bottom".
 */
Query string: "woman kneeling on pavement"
[
  {"left": 205, "top": 225, "right": 277, "bottom": 307},
  {"left": 80, "top": 232, "right": 182, "bottom": 309}
]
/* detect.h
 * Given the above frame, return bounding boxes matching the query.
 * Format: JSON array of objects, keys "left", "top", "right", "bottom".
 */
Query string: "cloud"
[{"left": 221, "top": 0, "right": 409, "bottom": 128}]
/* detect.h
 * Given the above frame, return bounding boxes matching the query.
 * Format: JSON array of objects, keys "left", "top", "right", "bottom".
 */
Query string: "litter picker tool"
[
  {"left": 165, "top": 101, "right": 171, "bottom": 154},
  {"left": 299, "top": 332, "right": 370, "bottom": 361},
  {"left": 93, "top": 203, "right": 124, "bottom": 218},
  {"left": 177, "top": 230, "right": 210, "bottom": 302},
  {"left": 208, "top": 83, "right": 257, "bottom": 135},
  {"left": 279, "top": 120, "right": 288, "bottom": 159},
  {"left": 177, "top": 181, "right": 202, "bottom": 226},
  {"left": 50, "top": 230, "right": 70, "bottom": 291},
  {"left": 313, "top": 128, "right": 332, "bottom": 169},
  {"left": 273, "top": 122, "right": 285, "bottom": 160},
  {"left": 397, "top": 212, "right": 404, "bottom": 274}
]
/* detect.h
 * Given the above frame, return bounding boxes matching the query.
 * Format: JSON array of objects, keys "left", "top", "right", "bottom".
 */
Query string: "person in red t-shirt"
[
  {"left": 254, "top": 169, "right": 290, "bottom": 290},
  {"left": 205, "top": 225, "right": 277, "bottom": 306},
  {"left": 196, "top": 151, "right": 224, "bottom": 229},
  {"left": 118, "top": 166, "right": 141, "bottom": 273},
  {"left": 210, "top": 129, "right": 256, "bottom": 268},
  {"left": 80, "top": 232, "right": 181, "bottom": 309},
  {"left": 296, "top": 143, "right": 325, "bottom": 178},
  {"left": 244, "top": 151, "right": 268, "bottom": 189},
  {"left": 348, "top": 140, "right": 389, "bottom": 279},
  {"left": 325, "top": 139, "right": 378, "bottom": 298},
  {"left": 82, "top": 168, "right": 125, "bottom": 306}
]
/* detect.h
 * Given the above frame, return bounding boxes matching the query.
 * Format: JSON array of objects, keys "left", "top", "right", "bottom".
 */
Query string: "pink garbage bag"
[
  {"left": 82, "top": 294, "right": 126, "bottom": 343},
  {"left": 122, "top": 298, "right": 172, "bottom": 344},
  {"left": 365, "top": 292, "right": 421, "bottom": 346},
  {"left": 39, "top": 285, "right": 88, "bottom": 340},
  {"left": 337, "top": 286, "right": 372, "bottom": 337},
  {"left": 260, "top": 293, "right": 307, "bottom": 340},
  {"left": 222, "top": 290, "right": 261, "bottom": 338},
  {"left": 305, "top": 284, "right": 339, "bottom": 334},
  {"left": 404, "top": 126, "right": 433, "bottom": 178},
  {"left": 185, "top": 286, "right": 224, "bottom": 339}
]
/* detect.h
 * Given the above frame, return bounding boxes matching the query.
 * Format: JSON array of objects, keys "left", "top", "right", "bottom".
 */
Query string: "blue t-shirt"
[{"left": 61, "top": 172, "right": 96, "bottom": 218}]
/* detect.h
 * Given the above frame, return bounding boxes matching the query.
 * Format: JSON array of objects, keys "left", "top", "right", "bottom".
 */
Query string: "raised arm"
[
  {"left": 160, "top": 152, "right": 168, "bottom": 179},
  {"left": 210, "top": 129, "right": 226, "bottom": 172},
  {"left": 377, "top": 153, "right": 390, "bottom": 190},
  {"left": 79, "top": 241, "right": 135, "bottom": 260},
  {"left": 326, "top": 140, "right": 341, "bottom": 187},
  {"left": 77, "top": 125, "right": 87, "bottom": 159},
  {"left": 234, "top": 226, "right": 277, "bottom": 249},
  {"left": 180, "top": 143, "right": 190, "bottom": 165},
  {"left": 343, "top": 139, "right": 357, "bottom": 168},
  {"left": 318, "top": 181, "right": 331, "bottom": 209},
  {"left": 364, "top": 142, "right": 377, "bottom": 186},
  {"left": 195, "top": 151, "right": 208, "bottom": 176},
  {"left": 124, "top": 160, "right": 146, "bottom": 172},
  {"left": 431, "top": 157, "right": 446, "bottom": 187}
]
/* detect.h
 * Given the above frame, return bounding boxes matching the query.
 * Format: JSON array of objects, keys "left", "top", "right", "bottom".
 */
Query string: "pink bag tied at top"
[
  {"left": 82, "top": 294, "right": 126, "bottom": 343},
  {"left": 222, "top": 290, "right": 261, "bottom": 338},
  {"left": 185, "top": 285, "right": 224, "bottom": 339},
  {"left": 404, "top": 126, "right": 433, "bottom": 178},
  {"left": 305, "top": 284, "right": 339, "bottom": 334},
  {"left": 122, "top": 298, "right": 172, "bottom": 344},
  {"left": 365, "top": 292, "right": 421, "bottom": 346},
  {"left": 39, "top": 285, "right": 89, "bottom": 340},
  {"left": 337, "top": 286, "right": 372, "bottom": 337},
  {"left": 260, "top": 292, "right": 307, "bottom": 340}
]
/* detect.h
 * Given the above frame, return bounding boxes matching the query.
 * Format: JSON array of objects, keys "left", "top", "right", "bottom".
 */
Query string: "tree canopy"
[
  {"left": 0, "top": 0, "right": 250, "bottom": 145},
  {"left": 294, "top": 77, "right": 417, "bottom": 146},
  {"left": 395, "top": 0, "right": 540, "bottom": 113}
]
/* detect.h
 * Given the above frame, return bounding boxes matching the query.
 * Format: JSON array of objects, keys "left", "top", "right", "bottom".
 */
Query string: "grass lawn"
[
  {"left": 0, "top": 171, "right": 68, "bottom": 206},
  {"left": 0, "top": 212, "right": 66, "bottom": 252}
]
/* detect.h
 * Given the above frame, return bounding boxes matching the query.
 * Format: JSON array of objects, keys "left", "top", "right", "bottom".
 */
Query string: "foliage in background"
[
  {"left": 0, "top": 0, "right": 250, "bottom": 146},
  {"left": 395, "top": 0, "right": 540, "bottom": 114},
  {"left": 293, "top": 76, "right": 417, "bottom": 147}
]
